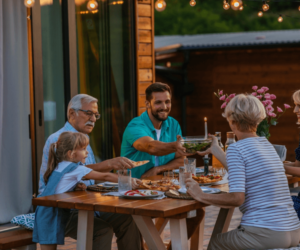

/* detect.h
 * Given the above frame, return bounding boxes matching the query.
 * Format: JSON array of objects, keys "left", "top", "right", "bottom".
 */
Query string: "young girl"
[{"left": 32, "top": 131, "right": 140, "bottom": 250}]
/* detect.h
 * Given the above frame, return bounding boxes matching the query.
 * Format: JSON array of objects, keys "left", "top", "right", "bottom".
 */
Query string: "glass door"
[{"left": 75, "top": 0, "right": 136, "bottom": 161}]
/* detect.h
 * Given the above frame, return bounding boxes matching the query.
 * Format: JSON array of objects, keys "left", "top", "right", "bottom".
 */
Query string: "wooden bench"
[{"left": 0, "top": 228, "right": 35, "bottom": 250}]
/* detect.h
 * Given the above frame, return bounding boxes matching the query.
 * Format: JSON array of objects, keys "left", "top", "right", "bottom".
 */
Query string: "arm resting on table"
[
  {"left": 195, "top": 192, "right": 245, "bottom": 208},
  {"left": 84, "top": 171, "right": 118, "bottom": 183},
  {"left": 284, "top": 164, "right": 300, "bottom": 176}
]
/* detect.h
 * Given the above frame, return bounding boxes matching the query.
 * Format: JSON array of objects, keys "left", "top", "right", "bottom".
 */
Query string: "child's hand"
[
  {"left": 131, "top": 178, "right": 142, "bottom": 189},
  {"left": 74, "top": 182, "right": 87, "bottom": 191}
]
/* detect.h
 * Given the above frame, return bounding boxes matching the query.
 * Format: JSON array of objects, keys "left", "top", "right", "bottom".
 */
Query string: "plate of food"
[
  {"left": 192, "top": 175, "right": 223, "bottom": 185},
  {"left": 131, "top": 160, "right": 150, "bottom": 168},
  {"left": 120, "top": 189, "right": 164, "bottom": 199},
  {"left": 137, "top": 179, "right": 181, "bottom": 191},
  {"left": 173, "top": 168, "right": 204, "bottom": 174},
  {"left": 181, "top": 136, "right": 212, "bottom": 154}
]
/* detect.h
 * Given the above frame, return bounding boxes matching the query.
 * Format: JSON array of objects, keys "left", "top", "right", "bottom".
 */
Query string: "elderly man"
[{"left": 39, "top": 94, "right": 140, "bottom": 250}]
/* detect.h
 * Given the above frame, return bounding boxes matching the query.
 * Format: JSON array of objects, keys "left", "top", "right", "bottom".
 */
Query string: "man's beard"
[{"left": 150, "top": 106, "right": 170, "bottom": 122}]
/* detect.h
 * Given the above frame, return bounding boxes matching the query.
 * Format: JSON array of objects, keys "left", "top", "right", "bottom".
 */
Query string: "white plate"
[
  {"left": 179, "top": 187, "right": 221, "bottom": 194},
  {"left": 103, "top": 182, "right": 118, "bottom": 187},
  {"left": 173, "top": 168, "right": 204, "bottom": 174},
  {"left": 120, "top": 190, "right": 164, "bottom": 199}
]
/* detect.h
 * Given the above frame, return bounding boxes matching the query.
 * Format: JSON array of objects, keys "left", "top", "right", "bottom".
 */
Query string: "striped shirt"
[{"left": 227, "top": 136, "right": 300, "bottom": 231}]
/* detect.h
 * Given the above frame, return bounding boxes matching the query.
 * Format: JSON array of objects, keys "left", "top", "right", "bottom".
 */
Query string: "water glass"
[
  {"left": 213, "top": 167, "right": 226, "bottom": 177},
  {"left": 163, "top": 171, "right": 174, "bottom": 182},
  {"left": 179, "top": 167, "right": 192, "bottom": 192},
  {"left": 118, "top": 169, "right": 132, "bottom": 195},
  {"left": 184, "top": 158, "right": 196, "bottom": 175}
]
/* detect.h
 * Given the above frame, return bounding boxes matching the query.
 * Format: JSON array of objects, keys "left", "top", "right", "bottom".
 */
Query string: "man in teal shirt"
[{"left": 121, "top": 82, "right": 190, "bottom": 178}]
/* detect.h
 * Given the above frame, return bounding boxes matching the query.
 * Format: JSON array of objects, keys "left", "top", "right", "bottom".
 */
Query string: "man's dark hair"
[{"left": 145, "top": 82, "right": 172, "bottom": 101}]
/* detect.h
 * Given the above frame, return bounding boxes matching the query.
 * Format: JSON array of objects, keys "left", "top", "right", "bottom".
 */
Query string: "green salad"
[{"left": 182, "top": 142, "right": 211, "bottom": 153}]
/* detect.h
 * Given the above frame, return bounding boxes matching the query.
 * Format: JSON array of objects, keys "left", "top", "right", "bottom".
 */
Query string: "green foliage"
[
  {"left": 155, "top": 0, "right": 300, "bottom": 35},
  {"left": 257, "top": 119, "right": 271, "bottom": 139}
]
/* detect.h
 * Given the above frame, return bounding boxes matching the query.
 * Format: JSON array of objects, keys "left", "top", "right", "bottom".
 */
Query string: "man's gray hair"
[{"left": 67, "top": 94, "right": 98, "bottom": 120}]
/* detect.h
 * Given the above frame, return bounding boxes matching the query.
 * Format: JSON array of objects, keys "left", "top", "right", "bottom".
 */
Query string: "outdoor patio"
[{"left": 36, "top": 206, "right": 243, "bottom": 250}]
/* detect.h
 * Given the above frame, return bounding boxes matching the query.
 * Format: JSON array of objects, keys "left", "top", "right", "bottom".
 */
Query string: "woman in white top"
[{"left": 186, "top": 94, "right": 300, "bottom": 250}]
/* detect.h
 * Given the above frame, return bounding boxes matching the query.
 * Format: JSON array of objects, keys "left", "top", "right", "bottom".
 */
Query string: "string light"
[
  {"left": 24, "top": 0, "right": 35, "bottom": 7},
  {"left": 258, "top": 10, "right": 263, "bottom": 17},
  {"left": 298, "top": 5, "right": 300, "bottom": 11},
  {"left": 87, "top": 0, "right": 98, "bottom": 11},
  {"left": 231, "top": 0, "right": 242, "bottom": 10},
  {"left": 262, "top": 1, "right": 269, "bottom": 11},
  {"left": 155, "top": 0, "right": 166, "bottom": 11},
  {"left": 239, "top": 5, "right": 244, "bottom": 11},
  {"left": 190, "top": 0, "right": 196, "bottom": 7},
  {"left": 278, "top": 14, "right": 283, "bottom": 22},
  {"left": 223, "top": 0, "right": 230, "bottom": 10}
]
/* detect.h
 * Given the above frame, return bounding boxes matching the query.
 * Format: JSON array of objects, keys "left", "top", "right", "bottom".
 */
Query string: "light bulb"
[
  {"left": 87, "top": 0, "right": 98, "bottom": 11},
  {"left": 190, "top": 0, "right": 196, "bottom": 7},
  {"left": 231, "top": 0, "right": 242, "bottom": 10},
  {"left": 239, "top": 5, "right": 243, "bottom": 11},
  {"left": 24, "top": 0, "right": 35, "bottom": 7},
  {"left": 262, "top": 2, "right": 269, "bottom": 11},
  {"left": 278, "top": 15, "right": 283, "bottom": 22},
  {"left": 223, "top": 0, "right": 230, "bottom": 10},
  {"left": 258, "top": 10, "right": 263, "bottom": 17},
  {"left": 155, "top": 0, "right": 166, "bottom": 11}
]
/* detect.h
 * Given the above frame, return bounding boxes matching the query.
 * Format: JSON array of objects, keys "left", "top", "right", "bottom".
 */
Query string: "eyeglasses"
[{"left": 74, "top": 109, "right": 101, "bottom": 120}]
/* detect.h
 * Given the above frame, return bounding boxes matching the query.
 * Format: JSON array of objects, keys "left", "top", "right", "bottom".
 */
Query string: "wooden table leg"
[
  {"left": 207, "top": 207, "right": 234, "bottom": 249},
  {"left": 190, "top": 208, "right": 205, "bottom": 250},
  {"left": 170, "top": 218, "right": 189, "bottom": 250},
  {"left": 77, "top": 210, "right": 94, "bottom": 250},
  {"left": 133, "top": 215, "right": 166, "bottom": 250}
]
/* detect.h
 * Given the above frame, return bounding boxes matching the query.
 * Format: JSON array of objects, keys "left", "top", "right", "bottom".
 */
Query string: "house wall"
[
  {"left": 136, "top": 0, "right": 155, "bottom": 115},
  {"left": 156, "top": 47, "right": 300, "bottom": 161}
]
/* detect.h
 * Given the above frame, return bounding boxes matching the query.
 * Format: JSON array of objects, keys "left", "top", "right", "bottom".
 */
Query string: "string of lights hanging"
[
  {"left": 24, "top": 0, "right": 99, "bottom": 11},
  {"left": 154, "top": 0, "right": 300, "bottom": 23}
]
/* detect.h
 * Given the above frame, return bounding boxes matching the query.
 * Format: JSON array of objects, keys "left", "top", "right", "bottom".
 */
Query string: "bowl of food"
[{"left": 181, "top": 136, "right": 212, "bottom": 153}]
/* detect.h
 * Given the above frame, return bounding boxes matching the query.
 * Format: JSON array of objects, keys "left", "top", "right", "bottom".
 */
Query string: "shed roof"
[{"left": 155, "top": 30, "right": 300, "bottom": 52}]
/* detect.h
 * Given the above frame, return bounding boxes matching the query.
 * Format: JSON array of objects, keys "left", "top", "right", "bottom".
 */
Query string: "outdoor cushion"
[{"left": 10, "top": 213, "right": 35, "bottom": 230}]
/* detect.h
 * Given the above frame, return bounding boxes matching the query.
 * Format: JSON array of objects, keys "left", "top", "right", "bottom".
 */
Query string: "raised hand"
[
  {"left": 196, "top": 135, "right": 218, "bottom": 156},
  {"left": 175, "top": 135, "right": 196, "bottom": 156},
  {"left": 108, "top": 157, "right": 135, "bottom": 170}
]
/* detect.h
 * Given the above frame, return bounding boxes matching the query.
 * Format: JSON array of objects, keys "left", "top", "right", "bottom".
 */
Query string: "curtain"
[{"left": 0, "top": 0, "right": 32, "bottom": 224}]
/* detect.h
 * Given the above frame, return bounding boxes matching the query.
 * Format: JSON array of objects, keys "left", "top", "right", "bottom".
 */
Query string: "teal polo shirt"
[{"left": 121, "top": 111, "right": 182, "bottom": 178}]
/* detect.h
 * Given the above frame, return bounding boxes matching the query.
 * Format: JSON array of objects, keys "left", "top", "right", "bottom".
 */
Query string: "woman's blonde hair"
[
  {"left": 223, "top": 94, "right": 266, "bottom": 132},
  {"left": 44, "top": 132, "right": 89, "bottom": 184},
  {"left": 293, "top": 90, "right": 300, "bottom": 104}
]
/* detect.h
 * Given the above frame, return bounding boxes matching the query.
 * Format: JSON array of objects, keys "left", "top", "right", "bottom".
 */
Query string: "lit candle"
[
  {"left": 204, "top": 117, "right": 208, "bottom": 158},
  {"left": 204, "top": 117, "right": 208, "bottom": 139}
]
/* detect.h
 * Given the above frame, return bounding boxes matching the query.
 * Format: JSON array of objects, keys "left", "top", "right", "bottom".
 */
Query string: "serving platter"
[{"left": 120, "top": 190, "right": 164, "bottom": 199}]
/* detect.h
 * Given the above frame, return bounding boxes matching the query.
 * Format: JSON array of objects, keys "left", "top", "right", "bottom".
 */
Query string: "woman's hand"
[
  {"left": 185, "top": 178, "right": 204, "bottom": 201},
  {"left": 131, "top": 178, "right": 142, "bottom": 189},
  {"left": 196, "top": 135, "right": 219, "bottom": 156}
]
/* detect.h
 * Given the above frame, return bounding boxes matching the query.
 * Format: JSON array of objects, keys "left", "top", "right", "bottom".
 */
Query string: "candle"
[
  {"left": 204, "top": 117, "right": 208, "bottom": 139},
  {"left": 204, "top": 117, "right": 208, "bottom": 158}
]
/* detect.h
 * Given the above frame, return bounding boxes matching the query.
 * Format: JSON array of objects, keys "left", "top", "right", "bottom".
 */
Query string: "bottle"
[
  {"left": 225, "top": 132, "right": 236, "bottom": 151},
  {"left": 212, "top": 132, "right": 224, "bottom": 169}
]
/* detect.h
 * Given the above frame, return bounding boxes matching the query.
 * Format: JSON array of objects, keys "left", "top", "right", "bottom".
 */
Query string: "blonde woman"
[{"left": 186, "top": 94, "right": 300, "bottom": 250}]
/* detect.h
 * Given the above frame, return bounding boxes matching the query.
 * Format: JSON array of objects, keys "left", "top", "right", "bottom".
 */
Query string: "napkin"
[{"left": 103, "top": 192, "right": 166, "bottom": 200}]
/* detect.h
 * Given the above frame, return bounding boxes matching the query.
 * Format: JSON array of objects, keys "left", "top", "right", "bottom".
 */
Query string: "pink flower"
[
  {"left": 221, "top": 102, "right": 227, "bottom": 109},
  {"left": 284, "top": 104, "right": 291, "bottom": 109},
  {"left": 252, "top": 86, "right": 258, "bottom": 91},
  {"left": 261, "top": 86, "right": 269, "bottom": 92},
  {"left": 270, "top": 94, "right": 276, "bottom": 100},
  {"left": 266, "top": 105, "right": 274, "bottom": 112},
  {"left": 256, "top": 95, "right": 262, "bottom": 99},
  {"left": 266, "top": 100, "right": 273, "bottom": 105},
  {"left": 252, "top": 92, "right": 257, "bottom": 96},
  {"left": 262, "top": 101, "right": 268, "bottom": 106},
  {"left": 219, "top": 95, "right": 226, "bottom": 101},
  {"left": 229, "top": 93, "right": 236, "bottom": 99},
  {"left": 268, "top": 112, "right": 276, "bottom": 118},
  {"left": 219, "top": 90, "right": 223, "bottom": 95},
  {"left": 277, "top": 107, "right": 283, "bottom": 113},
  {"left": 257, "top": 89, "right": 264, "bottom": 94},
  {"left": 264, "top": 93, "right": 271, "bottom": 100},
  {"left": 226, "top": 97, "right": 231, "bottom": 102}
]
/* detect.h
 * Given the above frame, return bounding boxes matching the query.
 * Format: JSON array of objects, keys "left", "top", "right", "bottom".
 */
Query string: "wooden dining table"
[{"left": 32, "top": 176, "right": 231, "bottom": 250}]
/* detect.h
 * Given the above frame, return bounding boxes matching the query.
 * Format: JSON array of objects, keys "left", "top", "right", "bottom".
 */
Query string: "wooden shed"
[{"left": 155, "top": 30, "right": 300, "bottom": 161}]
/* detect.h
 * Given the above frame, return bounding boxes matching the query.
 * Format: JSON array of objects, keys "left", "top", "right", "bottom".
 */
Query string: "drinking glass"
[
  {"left": 118, "top": 169, "right": 132, "bottom": 195},
  {"left": 163, "top": 171, "right": 174, "bottom": 182},
  {"left": 179, "top": 167, "right": 192, "bottom": 192},
  {"left": 213, "top": 167, "right": 226, "bottom": 177},
  {"left": 184, "top": 158, "right": 196, "bottom": 175}
]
